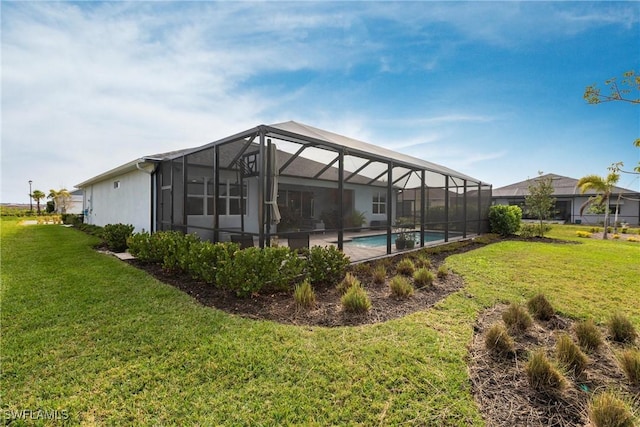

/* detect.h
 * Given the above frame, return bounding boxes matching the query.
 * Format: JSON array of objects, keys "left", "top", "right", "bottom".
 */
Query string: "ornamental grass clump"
[
  {"left": 575, "top": 319, "right": 603, "bottom": 352},
  {"left": 609, "top": 313, "right": 638, "bottom": 344},
  {"left": 372, "top": 264, "right": 387, "bottom": 285},
  {"left": 555, "top": 333, "right": 588, "bottom": 375},
  {"left": 502, "top": 303, "right": 533, "bottom": 333},
  {"left": 415, "top": 255, "right": 431, "bottom": 269},
  {"left": 341, "top": 283, "right": 371, "bottom": 313},
  {"left": 588, "top": 391, "right": 635, "bottom": 427},
  {"left": 527, "top": 293, "right": 554, "bottom": 321},
  {"left": 525, "top": 350, "right": 567, "bottom": 394},
  {"left": 294, "top": 279, "right": 316, "bottom": 310},
  {"left": 337, "top": 272, "right": 360, "bottom": 295},
  {"left": 396, "top": 258, "right": 415, "bottom": 276},
  {"left": 484, "top": 323, "right": 514, "bottom": 357},
  {"left": 436, "top": 265, "right": 448, "bottom": 279},
  {"left": 413, "top": 268, "right": 434, "bottom": 288},
  {"left": 618, "top": 349, "right": 640, "bottom": 385},
  {"left": 389, "top": 275, "right": 414, "bottom": 298}
]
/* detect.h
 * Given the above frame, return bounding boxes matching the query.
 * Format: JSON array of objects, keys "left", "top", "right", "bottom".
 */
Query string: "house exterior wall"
[
  {"left": 83, "top": 169, "right": 152, "bottom": 232},
  {"left": 493, "top": 195, "right": 640, "bottom": 226}
]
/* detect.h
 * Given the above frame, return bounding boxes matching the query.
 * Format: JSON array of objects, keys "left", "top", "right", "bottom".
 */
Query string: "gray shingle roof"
[{"left": 492, "top": 173, "right": 639, "bottom": 197}]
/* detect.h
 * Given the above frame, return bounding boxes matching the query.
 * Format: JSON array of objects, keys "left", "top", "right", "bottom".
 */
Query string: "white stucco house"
[
  {"left": 492, "top": 173, "right": 640, "bottom": 225},
  {"left": 76, "top": 121, "right": 491, "bottom": 254}
]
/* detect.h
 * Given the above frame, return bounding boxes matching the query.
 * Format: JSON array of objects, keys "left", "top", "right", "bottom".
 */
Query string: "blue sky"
[{"left": 2, "top": 1, "right": 639, "bottom": 204}]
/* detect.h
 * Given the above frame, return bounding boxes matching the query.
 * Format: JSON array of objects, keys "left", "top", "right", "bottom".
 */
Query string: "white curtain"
[{"left": 267, "top": 144, "right": 281, "bottom": 224}]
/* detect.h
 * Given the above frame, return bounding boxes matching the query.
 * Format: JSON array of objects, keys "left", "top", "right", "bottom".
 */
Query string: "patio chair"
[
  {"left": 287, "top": 233, "right": 310, "bottom": 252},
  {"left": 231, "top": 234, "right": 254, "bottom": 249}
]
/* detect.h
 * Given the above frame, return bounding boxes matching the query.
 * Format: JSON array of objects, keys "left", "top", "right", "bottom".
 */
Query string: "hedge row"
[{"left": 127, "top": 231, "right": 349, "bottom": 297}]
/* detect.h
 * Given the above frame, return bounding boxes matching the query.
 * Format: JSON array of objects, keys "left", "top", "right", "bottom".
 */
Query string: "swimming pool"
[{"left": 346, "top": 231, "right": 449, "bottom": 248}]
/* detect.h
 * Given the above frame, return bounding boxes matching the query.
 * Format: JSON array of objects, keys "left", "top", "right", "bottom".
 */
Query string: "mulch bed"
[
  {"left": 469, "top": 304, "right": 640, "bottom": 426},
  {"left": 125, "top": 245, "right": 473, "bottom": 327}
]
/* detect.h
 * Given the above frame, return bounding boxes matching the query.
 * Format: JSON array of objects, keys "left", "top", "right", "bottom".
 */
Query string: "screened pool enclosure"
[{"left": 153, "top": 121, "right": 491, "bottom": 261}]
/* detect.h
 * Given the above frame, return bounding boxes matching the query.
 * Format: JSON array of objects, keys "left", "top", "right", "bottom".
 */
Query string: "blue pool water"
[{"left": 347, "top": 231, "right": 449, "bottom": 248}]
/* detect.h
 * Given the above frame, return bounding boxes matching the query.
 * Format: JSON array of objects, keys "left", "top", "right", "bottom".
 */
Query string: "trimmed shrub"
[
  {"left": 519, "top": 223, "right": 537, "bottom": 238},
  {"left": 77, "top": 222, "right": 104, "bottom": 238},
  {"left": 341, "top": 283, "right": 371, "bottom": 313},
  {"left": 61, "top": 213, "right": 83, "bottom": 226},
  {"left": 575, "top": 319, "right": 603, "bottom": 352},
  {"left": 389, "top": 275, "right": 414, "bottom": 298},
  {"left": 489, "top": 205, "right": 522, "bottom": 236},
  {"left": 576, "top": 230, "right": 592, "bottom": 238},
  {"left": 436, "top": 265, "right": 449, "bottom": 279},
  {"left": 618, "top": 349, "right": 640, "bottom": 385},
  {"left": 555, "top": 334, "right": 588, "bottom": 375},
  {"left": 222, "top": 246, "right": 305, "bottom": 297},
  {"left": 485, "top": 323, "right": 515, "bottom": 357},
  {"left": 102, "top": 223, "right": 135, "bottom": 252},
  {"left": 396, "top": 258, "right": 415, "bottom": 276},
  {"left": 372, "top": 264, "right": 387, "bottom": 285},
  {"left": 588, "top": 391, "right": 635, "bottom": 427},
  {"left": 609, "top": 313, "right": 638, "bottom": 344},
  {"left": 502, "top": 303, "right": 533, "bottom": 333},
  {"left": 307, "top": 245, "right": 350, "bottom": 285},
  {"left": 294, "top": 279, "right": 316, "bottom": 309},
  {"left": 525, "top": 350, "right": 567, "bottom": 394},
  {"left": 337, "top": 272, "right": 360, "bottom": 295},
  {"left": 413, "top": 268, "right": 434, "bottom": 288},
  {"left": 527, "top": 293, "right": 554, "bottom": 321},
  {"left": 187, "top": 241, "right": 238, "bottom": 284}
]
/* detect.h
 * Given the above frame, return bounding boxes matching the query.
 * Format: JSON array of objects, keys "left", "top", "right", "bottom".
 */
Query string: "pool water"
[{"left": 347, "top": 231, "right": 448, "bottom": 248}]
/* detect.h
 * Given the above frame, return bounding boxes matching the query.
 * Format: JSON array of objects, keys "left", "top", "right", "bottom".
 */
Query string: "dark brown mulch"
[
  {"left": 126, "top": 251, "right": 466, "bottom": 327},
  {"left": 469, "top": 304, "right": 640, "bottom": 427},
  {"left": 124, "top": 239, "right": 491, "bottom": 327}
]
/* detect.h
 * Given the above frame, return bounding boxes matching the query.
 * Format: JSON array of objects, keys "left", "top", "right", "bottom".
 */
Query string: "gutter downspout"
[{"left": 136, "top": 159, "right": 160, "bottom": 232}]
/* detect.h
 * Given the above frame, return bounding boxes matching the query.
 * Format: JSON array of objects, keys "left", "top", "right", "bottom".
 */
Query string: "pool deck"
[{"left": 303, "top": 230, "right": 475, "bottom": 263}]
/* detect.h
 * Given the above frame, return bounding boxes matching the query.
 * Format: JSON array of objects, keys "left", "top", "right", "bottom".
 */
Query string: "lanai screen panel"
[
  {"left": 448, "top": 176, "right": 465, "bottom": 234},
  {"left": 466, "top": 182, "right": 481, "bottom": 235},
  {"left": 152, "top": 121, "right": 490, "bottom": 257},
  {"left": 424, "top": 170, "right": 447, "bottom": 231}
]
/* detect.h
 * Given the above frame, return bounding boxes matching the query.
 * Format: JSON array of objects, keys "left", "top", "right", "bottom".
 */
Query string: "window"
[
  {"left": 186, "top": 178, "right": 214, "bottom": 215},
  {"left": 372, "top": 192, "right": 386, "bottom": 214},
  {"left": 113, "top": 181, "right": 120, "bottom": 189},
  {"left": 217, "top": 181, "right": 247, "bottom": 215}
]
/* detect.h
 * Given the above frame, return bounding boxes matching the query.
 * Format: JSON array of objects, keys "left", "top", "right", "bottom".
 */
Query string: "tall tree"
[
  {"left": 584, "top": 70, "right": 640, "bottom": 173},
  {"left": 31, "top": 190, "right": 46, "bottom": 215},
  {"left": 576, "top": 171, "right": 620, "bottom": 239},
  {"left": 584, "top": 70, "right": 640, "bottom": 104},
  {"left": 525, "top": 172, "right": 556, "bottom": 237},
  {"left": 48, "top": 188, "right": 72, "bottom": 214}
]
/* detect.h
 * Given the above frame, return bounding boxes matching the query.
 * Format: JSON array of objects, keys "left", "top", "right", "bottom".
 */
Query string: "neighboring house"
[
  {"left": 492, "top": 173, "right": 640, "bottom": 225},
  {"left": 76, "top": 121, "right": 491, "bottom": 253},
  {"left": 66, "top": 189, "right": 84, "bottom": 214}
]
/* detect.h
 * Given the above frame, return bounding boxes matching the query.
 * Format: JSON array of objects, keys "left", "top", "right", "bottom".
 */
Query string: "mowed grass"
[{"left": 1, "top": 221, "right": 638, "bottom": 425}]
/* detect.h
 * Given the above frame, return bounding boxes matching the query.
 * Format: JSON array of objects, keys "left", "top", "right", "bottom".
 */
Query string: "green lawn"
[{"left": 1, "top": 221, "right": 638, "bottom": 425}]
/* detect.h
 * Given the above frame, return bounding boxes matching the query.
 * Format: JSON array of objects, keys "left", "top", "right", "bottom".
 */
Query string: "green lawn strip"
[
  {"left": 2, "top": 222, "right": 637, "bottom": 425},
  {"left": 1, "top": 222, "right": 483, "bottom": 425},
  {"left": 445, "top": 227, "right": 640, "bottom": 325}
]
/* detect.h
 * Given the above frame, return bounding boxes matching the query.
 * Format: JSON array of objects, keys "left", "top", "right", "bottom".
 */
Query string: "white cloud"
[{"left": 1, "top": 1, "right": 637, "bottom": 203}]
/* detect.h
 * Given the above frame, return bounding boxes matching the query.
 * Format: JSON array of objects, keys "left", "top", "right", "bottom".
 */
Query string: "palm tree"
[
  {"left": 31, "top": 190, "right": 46, "bottom": 215},
  {"left": 48, "top": 188, "right": 72, "bottom": 214},
  {"left": 576, "top": 172, "right": 620, "bottom": 239}
]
